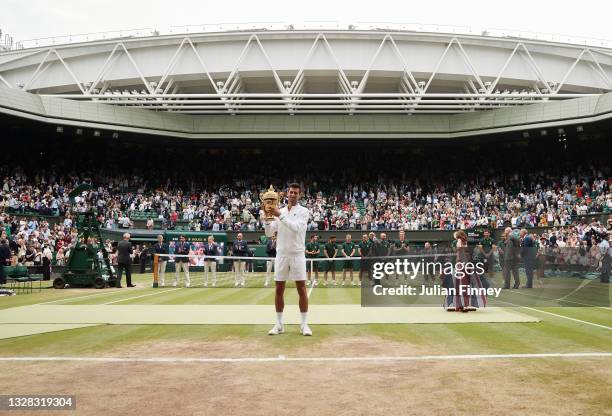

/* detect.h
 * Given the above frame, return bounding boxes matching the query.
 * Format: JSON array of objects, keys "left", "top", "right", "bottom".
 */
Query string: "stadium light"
[
  {"left": 93, "top": 130, "right": 101, "bottom": 137},
  {"left": 112, "top": 132, "right": 119, "bottom": 139},
  {"left": 522, "top": 131, "right": 530, "bottom": 138},
  {"left": 76, "top": 128, "right": 83, "bottom": 135},
  {"left": 576, "top": 125, "right": 584, "bottom": 133},
  {"left": 56, "top": 126, "right": 64, "bottom": 133},
  {"left": 540, "top": 129, "right": 547, "bottom": 136}
]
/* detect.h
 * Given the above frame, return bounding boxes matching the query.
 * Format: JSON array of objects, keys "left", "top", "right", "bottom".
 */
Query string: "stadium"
[{"left": 0, "top": 14, "right": 611, "bottom": 416}]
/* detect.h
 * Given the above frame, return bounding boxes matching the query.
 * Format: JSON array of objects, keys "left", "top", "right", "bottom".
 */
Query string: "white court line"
[
  {"left": 509, "top": 289, "right": 611, "bottom": 310},
  {"left": 307, "top": 281, "right": 315, "bottom": 299},
  {"left": 37, "top": 289, "right": 128, "bottom": 305},
  {"left": 497, "top": 300, "right": 612, "bottom": 331},
  {"left": 0, "top": 352, "right": 610, "bottom": 364},
  {"left": 103, "top": 288, "right": 182, "bottom": 304},
  {"left": 519, "top": 306, "right": 612, "bottom": 331}
]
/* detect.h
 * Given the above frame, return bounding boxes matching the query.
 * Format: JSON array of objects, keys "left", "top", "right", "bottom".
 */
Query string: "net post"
[{"left": 152, "top": 254, "right": 159, "bottom": 288}]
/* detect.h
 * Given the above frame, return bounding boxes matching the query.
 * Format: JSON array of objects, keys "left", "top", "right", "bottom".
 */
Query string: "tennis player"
[{"left": 262, "top": 183, "right": 312, "bottom": 336}]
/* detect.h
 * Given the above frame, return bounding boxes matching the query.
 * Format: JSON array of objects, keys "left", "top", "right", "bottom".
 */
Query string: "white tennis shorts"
[{"left": 274, "top": 256, "right": 307, "bottom": 281}]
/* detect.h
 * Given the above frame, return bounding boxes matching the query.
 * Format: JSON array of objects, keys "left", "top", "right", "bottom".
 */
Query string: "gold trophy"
[{"left": 260, "top": 185, "right": 280, "bottom": 221}]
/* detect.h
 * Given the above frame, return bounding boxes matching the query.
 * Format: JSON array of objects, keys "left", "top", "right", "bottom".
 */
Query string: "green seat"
[
  {"left": 15, "top": 265, "right": 28, "bottom": 277},
  {"left": 3, "top": 266, "right": 15, "bottom": 278}
]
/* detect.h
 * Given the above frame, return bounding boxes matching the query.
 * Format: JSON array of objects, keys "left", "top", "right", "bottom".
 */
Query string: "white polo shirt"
[{"left": 263, "top": 204, "right": 309, "bottom": 257}]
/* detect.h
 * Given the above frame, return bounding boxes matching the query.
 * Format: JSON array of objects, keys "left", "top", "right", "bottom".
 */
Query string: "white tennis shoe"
[
  {"left": 268, "top": 324, "right": 284, "bottom": 335},
  {"left": 300, "top": 324, "right": 313, "bottom": 336}
]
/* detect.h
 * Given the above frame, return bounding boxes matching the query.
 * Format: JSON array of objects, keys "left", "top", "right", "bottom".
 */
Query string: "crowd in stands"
[
  {"left": 1, "top": 136, "right": 610, "bottom": 234},
  {"left": 0, "top": 212, "right": 152, "bottom": 269},
  {"left": 481, "top": 220, "right": 612, "bottom": 271}
]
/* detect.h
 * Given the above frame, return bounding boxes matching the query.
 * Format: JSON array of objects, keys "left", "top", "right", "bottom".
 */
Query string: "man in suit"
[
  {"left": 520, "top": 229, "right": 536, "bottom": 288},
  {"left": 153, "top": 234, "right": 169, "bottom": 286},
  {"left": 203, "top": 235, "right": 219, "bottom": 287},
  {"left": 501, "top": 227, "right": 521, "bottom": 289},
  {"left": 174, "top": 235, "right": 191, "bottom": 287},
  {"left": 232, "top": 233, "right": 249, "bottom": 287},
  {"left": 116, "top": 233, "right": 134, "bottom": 288}
]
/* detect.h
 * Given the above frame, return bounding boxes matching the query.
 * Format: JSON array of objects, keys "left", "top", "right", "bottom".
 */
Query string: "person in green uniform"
[
  {"left": 377, "top": 233, "right": 392, "bottom": 257},
  {"left": 358, "top": 234, "right": 372, "bottom": 285},
  {"left": 323, "top": 236, "right": 337, "bottom": 286},
  {"left": 341, "top": 234, "right": 357, "bottom": 286},
  {"left": 305, "top": 234, "right": 320, "bottom": 286},
  {"left": 478, "top": 229, "right": 495, "bottom": 280},
  {"left": 371, "top": 233, "right": 392, "bottom": 285},
  {"left": 392, "top": 230, "right": 410, "bottom": 281}
]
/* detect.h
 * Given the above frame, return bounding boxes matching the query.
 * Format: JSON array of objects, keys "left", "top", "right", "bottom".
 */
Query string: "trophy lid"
[{"left": 261, "top": 185, "right": 279, "bottom": 201}]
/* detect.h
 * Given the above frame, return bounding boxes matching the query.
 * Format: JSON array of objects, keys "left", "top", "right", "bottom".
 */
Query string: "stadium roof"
[{"left": 1, "top": 26, "right": 611, "bottom": 115}]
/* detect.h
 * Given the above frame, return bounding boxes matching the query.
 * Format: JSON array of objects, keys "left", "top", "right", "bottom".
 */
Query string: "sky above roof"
[{"left": 2, "top": 0, "right": 611, "bottom": 45}]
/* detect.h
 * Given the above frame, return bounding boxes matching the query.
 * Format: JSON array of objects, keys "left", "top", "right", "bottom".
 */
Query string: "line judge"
[{"left": 262, "top": 183, "right": 312, "bottom": 336}]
